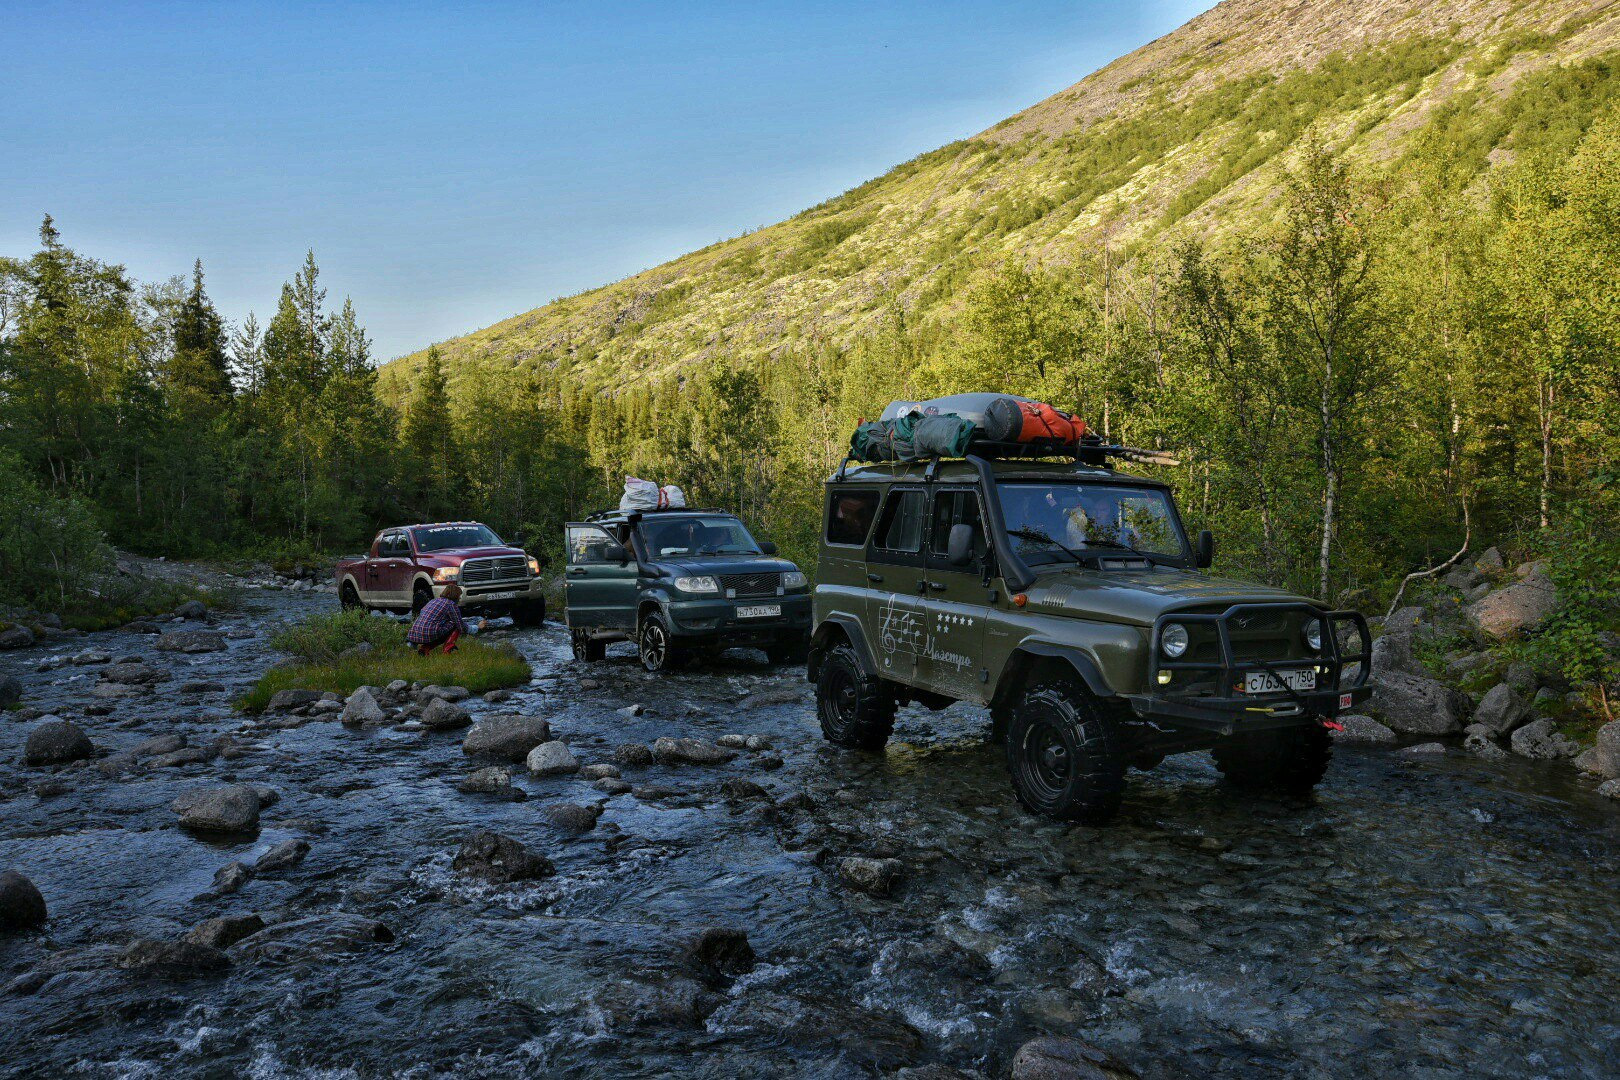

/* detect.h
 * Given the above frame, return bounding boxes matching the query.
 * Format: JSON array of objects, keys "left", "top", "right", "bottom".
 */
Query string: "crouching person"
[{"left": 409, "top": 583, "right": 466, "bottom": 656}]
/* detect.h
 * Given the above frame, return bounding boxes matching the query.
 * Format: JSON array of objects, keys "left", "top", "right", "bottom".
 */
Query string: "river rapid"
[{"left": 1, "top": 584, "right": 1617, "bottom": 1078}]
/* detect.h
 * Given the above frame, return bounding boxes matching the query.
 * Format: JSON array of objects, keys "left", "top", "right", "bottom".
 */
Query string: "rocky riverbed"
[{"left": 2, "top": 580, "right": 1619, "bottom": 1078}]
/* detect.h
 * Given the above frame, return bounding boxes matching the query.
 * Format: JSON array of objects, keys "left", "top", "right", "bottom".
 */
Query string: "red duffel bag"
[{"left": 984, "top": 397, "right": 1088, "bottom": 445}]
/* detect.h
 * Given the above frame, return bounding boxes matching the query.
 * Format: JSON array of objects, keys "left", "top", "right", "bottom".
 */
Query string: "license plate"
[
  {"left": 1242, "top": 668, "right": 1316, "bottom": 694},
  {"left": 483, "top": 590, "right": 517, "bottom": 601},
  {"left": 737, "top": 604, "right": 781, "bottom": 619}
]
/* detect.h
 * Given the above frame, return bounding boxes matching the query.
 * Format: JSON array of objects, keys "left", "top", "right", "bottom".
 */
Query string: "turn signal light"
[
  {"left": 1157, "top": 671, "right": 1172, "bottom": 685},
  {"left": 1012, "top": 593, "right": 1027, "bottom": 607}
]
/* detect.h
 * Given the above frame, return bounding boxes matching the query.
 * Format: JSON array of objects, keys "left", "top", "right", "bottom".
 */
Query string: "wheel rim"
[
  {"left": 572, "top": 632, "right": 588, "bottom": 660},
  {"left": 823, "top": 665, "right": 859, "bottom": 734},
  {"left": 641, "top": 622, "right": 666, "bottom": 669},
  {"left": 1018, "top": 716, "right": 1072, "bottom": 804}
]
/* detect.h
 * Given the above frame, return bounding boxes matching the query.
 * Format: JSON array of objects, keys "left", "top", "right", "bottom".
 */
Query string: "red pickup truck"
[{"left": 334, "top": 521, "right": 546, "bottom": 626}]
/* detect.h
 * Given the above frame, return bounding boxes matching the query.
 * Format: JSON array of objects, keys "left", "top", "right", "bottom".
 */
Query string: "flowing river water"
[{"left": 1, "top": 584, "right": 1617, "bottom": 1078}]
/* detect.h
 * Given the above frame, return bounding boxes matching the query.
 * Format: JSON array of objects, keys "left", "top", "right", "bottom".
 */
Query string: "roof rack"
[
  {"left": 585, "top": 506, "right": 732, "bottom": 522},
  {"left": 833, "top": 437, "right": 1179, "bottom": 480}
]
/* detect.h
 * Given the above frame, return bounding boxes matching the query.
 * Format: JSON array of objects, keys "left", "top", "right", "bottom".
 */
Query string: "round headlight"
[
  {"left": 1161, "top": 623, "right": 1189, "bottom": 659},
  {"left": 1303, "top": 618, "right": 1323, "bottom": 652}
]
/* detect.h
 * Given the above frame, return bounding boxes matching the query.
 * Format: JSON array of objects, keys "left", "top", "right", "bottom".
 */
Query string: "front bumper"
[
  {"left": 1127, "top": 603, "right": 1373, "bottom": 736},
  {"left": 438, "top": 577, "right": 545, "bottom": 612},
  {"left": 667, "top": 594, "right": 812, "bottom": 644}
]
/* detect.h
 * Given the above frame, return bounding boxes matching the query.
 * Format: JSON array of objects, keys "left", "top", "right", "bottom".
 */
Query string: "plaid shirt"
[{"left": 408, "top": 596, "right": 466, "bottom": 645}]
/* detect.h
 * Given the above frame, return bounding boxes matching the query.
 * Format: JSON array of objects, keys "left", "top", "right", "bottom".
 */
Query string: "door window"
[
  {"left": 928, "top": 489, "right": 985, "bottom": 562},
  {"left": 381, "top": 533, "right": 407, "bottom": 557},
  {"left": 873, "top": 489, "right": 925, "bottom": 553},
  {"left": 826, "top": 489, "right": 879, "bottom": 546},
  {"left": 568, "top": 524, "right": 626, "bottom": 565}
]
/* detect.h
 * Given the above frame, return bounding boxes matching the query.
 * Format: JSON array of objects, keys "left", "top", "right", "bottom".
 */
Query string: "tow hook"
[{"left": 1320, "top": 718, "right": 1344, "bottom": 732}]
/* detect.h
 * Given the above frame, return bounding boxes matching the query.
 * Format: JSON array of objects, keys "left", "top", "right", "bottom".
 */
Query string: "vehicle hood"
[
  {"left": 423, "top": 545, "right": 527, "bottom": 563},
  {"left": 1023, "top": 566, "right": 1318, "bottom": 626},
  {"left": 654, "top": 556, "right": 800, "bottom": 577}
]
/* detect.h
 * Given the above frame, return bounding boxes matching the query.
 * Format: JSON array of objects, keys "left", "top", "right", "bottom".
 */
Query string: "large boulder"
[
  {"left": 339, "top": 687, "right": 387, "bottom": 727},
  {"left": 23, "top": 719, "right": 94, "bottom": 766},
  {"left": 652, "top": 737, "right": 737, "bottom": 766},
  {"left": 420, "top": 697, "right": 472, "bottom": 731},
  {"left": 0, "top": 870, "right": 47, "bottom": 930},
  {"left": 1370, "top": 632, "right": 1424, "bottom": 677},
  {"left": 1595, "top": 722, "right": 1620, "bottom": 780},
  {"left": 525, "top": 740, "right": 580, "bottom": 776},
  {"left": 1010, "top": 1036, "right": 1139, "bottom": 1080},
  {"left": 452, "top": 830, "right": 555, "bottom": 884},
  {"left": 0, "top": 626, "right": 36, "bottom": 650},
  {"left": 1472, "top": 684, "right": 1531, "bottom": 738},
  {"left": 1330, "top": 715, "right": 1397, "bottom": 744},
  {"left": 462, "top": 714, "right": 551, "bottom": 760},
  {"left": 0, "top": 674, "right": 23, "bottom": 708},
  {"left": 1368, "top": 670, "right": 1470, "bottom": 735},
  {"left": 172, "top": 784, "right": 262, "bottom": 833},
  {"left": 154, "top": 629, "right": 227, "bottom": 653},
  {"left": 1509, "top": 719, "right": 1579, "bottom": 760},
  {"left": 266, "top": 689, "right": 323, "bottom": 713},
  {"left": 1468, "top": 575, "right": 1558, "bottom": 641}
]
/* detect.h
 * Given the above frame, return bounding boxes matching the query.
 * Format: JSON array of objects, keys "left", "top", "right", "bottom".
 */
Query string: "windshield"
[
  {"left": 639, "top": 515, "right": 761, "bottom": 557},
  {"left": 998, "top": 481, "right": 1187, "bottom": 564},
  {"left": 411, "top": 524, "right": 504, "bottom": 552}
]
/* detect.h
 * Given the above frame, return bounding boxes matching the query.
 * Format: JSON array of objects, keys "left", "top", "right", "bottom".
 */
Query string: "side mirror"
[
  {"left": 947, "top": 524, "right": 975, "bottom": 568},
  {"left": 1195, "top": 530, "right": 1214, "bottom": 569},
  {"left": 759, "top": 541, "right": 778, "bottom": 556},
  {"left": 605, "top": 543, "right": 630, "bottom": 565}
]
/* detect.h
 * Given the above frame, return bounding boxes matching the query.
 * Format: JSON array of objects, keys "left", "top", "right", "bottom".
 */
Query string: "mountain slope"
[{"left": 382, "top": 0, "right": 1619, "bottom": 396}]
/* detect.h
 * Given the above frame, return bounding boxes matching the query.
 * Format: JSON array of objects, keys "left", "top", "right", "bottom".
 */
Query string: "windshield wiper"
[
  {"left": 1084, "top": 540, "right": 1154, "bottom": 560},
  {"left": 1007, "top": 527, "right": 1087, "bottom": 567}
]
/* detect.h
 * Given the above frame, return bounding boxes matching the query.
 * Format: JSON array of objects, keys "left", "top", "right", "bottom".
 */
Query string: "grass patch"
[
  {"left": 240, "top": 640, "right": 530, "bottom": 713},
  {"left": 55, "top": 580, "right": 224, "bottom": 632},
  {"left": 269, "top": 609, "right": 409, "bottom": 663}
]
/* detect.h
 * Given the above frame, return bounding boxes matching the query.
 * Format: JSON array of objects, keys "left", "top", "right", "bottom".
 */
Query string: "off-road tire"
[
  {"left": 512, "top": 599, "right": 546, "bottom": 628},
  {"left": 340, "top": 582, "right": 363, "bottom": 612},
  {"left": 767, "top": 640, "right": 809, "bottom": 666},
  {"left": 571, "top": 629, "right": 606, "bottom": 663},
  {"left": 1210, "top": 724, "right": 1332, "bottom": 794},
  {"left": 411, "top": 583, "right": 434, "bottom": 616},
  {"left": 815, "top": 642, "right": 896, "bottom": 751},
  {"left": 1005, "top": 682, "right": 1126, "bottom": 824},
  {"left": 638, "top": 614, "right": 681, "bottom": 673}
]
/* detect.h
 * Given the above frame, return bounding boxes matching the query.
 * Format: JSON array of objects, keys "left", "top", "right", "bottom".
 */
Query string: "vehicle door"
[
  {"left": 918, "top": 486, "right": 990, "bottom": 701},
  {"left": 864, "top": 486, "right": 928, "bottom": 683},
  {"left": 361, "top": 532, "right": 397, "bottom": 606},
  {"left": 378, "top": 531, "right": 414, "bottom": 606},
  {"left": 820, "top": 484, "right": 880, "bottom": 620},
  {"left": 564, "top": 523, "right": 638, "bottom": 631}
]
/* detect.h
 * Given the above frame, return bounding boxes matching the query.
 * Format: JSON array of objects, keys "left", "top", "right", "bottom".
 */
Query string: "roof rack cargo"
[
  {"left": 834, "top": 435, "right": 1179, "bottom": 480},
  {"left": 585, "top": 506, "right": 731, "bottom": 522}
]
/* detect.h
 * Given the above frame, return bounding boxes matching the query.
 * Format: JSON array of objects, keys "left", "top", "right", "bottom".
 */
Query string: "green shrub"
[
  {"left": 268, "top": 608, "right": 407, "bottom": 663},
  {"left": 240, "top": 637, "right": 530, "bottom": 713}
]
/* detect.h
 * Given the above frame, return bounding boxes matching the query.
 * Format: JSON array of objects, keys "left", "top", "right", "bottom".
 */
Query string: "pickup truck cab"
[
  {"left": 565, "top": 507, "right": 811, "bottom": 671},
  {"left": 335, "top": 521, "right": 546, "bottom": 626}
]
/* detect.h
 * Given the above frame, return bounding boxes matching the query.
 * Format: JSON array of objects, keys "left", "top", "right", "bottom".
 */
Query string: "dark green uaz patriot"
[{"left": 808, "top": 452, "right": 1372, "bottom": 824}]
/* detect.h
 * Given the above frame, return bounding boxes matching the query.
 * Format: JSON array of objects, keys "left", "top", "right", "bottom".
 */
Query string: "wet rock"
[
  {"left": 452, "top": 830, "right": 555, "bottom": 883},
  {"left": 179, "top": 679, "right": 226, "bottom": 694},
  {"left": 250, "top": 784, "right": 281, "bottom": 808},
  {"left": 340, "top": 686, "right": 387, "bottom": 726},
  {"left": 458, "top": 766, "right": 512, "bottom": 794},
  {"left": 1330, "top": 714, "right": 1396, "bottom": 743},
  {"left": 1400, "top": 742, "right": 1448, "bottom": 756},
  {"left": 228, "top": 913, "right": 395, "bottom": 963},
  {"left": 255, "top": 839, "right": 310, "bottom": 873},
  {"left": 483, "top": 688, "right": 512, "bottom": 703},
  {"left": 133, "top": 733, "right": 186, "bottom": 757},
  {"left": 116, "top": 938, "right": 231, "bottom": 975},
  {"left": 1473, "top": 684, "right": 1531, "bottom": 737},
  {"left": 154, "top": 629, "right": 227, "bottom": 653},
  {"left": 578, "top": 678, "right": 601, "bottom": 691},
  {"left": 526, "top": 740, "right": 579, "bottom": 776},
  {"left": 0, "top": 626, "right": 36, "bottom": 650},
  {"left": 687, "top": 926, "right": 754, "bottom": 975},
  {"left": 23, "top": 718, "right": 94, "bottom": 766},
  {"left": 94, "top": 751, "right": 140, "bottom": 777},
  {"left": 895, "top": 1068, "right": 989, "bottom": 1080},
  {"left": 617, "top": 703, "right": 646, "bottom": 717},
  {"left": 0, "top": 675, "right": 22, "bottom": 708},
  {"left": 462, "top": 714, "right": 550, "bottom": 760},
  {"left": 653, "top": 737, "right": 736, "bottom": 766},
  {"left": 720, "top": 779, "right": 771, "bottom": 800},
  {"left": 149, "top": 747, "right": 212, "bottom": 769},
  {"left": 717, "top": 734, "right": 750, "bottom": 749},
  {"left": 31, "top": 779, "right": 71, "bottom": 798},
  {"left": 1510, "top": 719, "right": 1579, "bottom": 760},
  {"left": 594, "top": 778, "right": 632, "bottom": 795},
  {"left": 1369, "top": 670, "right": 1470, "bottom": 735},
  {"left": 1469, "top": 577, "right": 1558, "bottom": 640},
  {"left": 1593, "top": 722, "right": 1620, "bottom": 779},
  {"left": 173, "top": 599, "right": 209, "bottom": 620},
  {"left": 1598, "top": 779, "right": 1620, "bottom": 801},
  {"left": 267, "top": 689, "right": 323, "bottom": 713},
  {"left": 417, "top": 684, "right": 471, "bottom": 704},
  {"left": 420, "top": 697, "right": 472, "bottom": 731},
  {"left": 539, "top": 802, "right": 602, "bottom": 834},
  {"left": 185, "top": 914, "right": 264, "bottom": 950},
  {"left": 1462, "top": 724, "right": 1508, "bottom": 761},
  {"left": 70, "top": 649, "right": 110, "bottom": 665},
  {"left": 1010, "top": 1035, "right": 1139, "bottom": 1080},
  {"left": 754, "top": 753, "right": 785, "bottom": 770},
  {"left": 739, "top": 687, "right": 804, "bottom": 709},
  {"left": 614, "top": 743, "right": 654, "bottom": 768},
  {"left": 632, "top": 783, "right": 684, "bottom": 801},
  {"left": 0, "top": 870, "right": 47, "bottom": 930},
  {"left": 309, "top": 698, "right": 343, "bottom": 715},
  {"left": 836, "top": 857, "right": 904, "bottom": 896},
  {"left": 579, "top": 763, "right": 621, "bottom": 780},
  {"left": 703, "top": 990, "right": 921, "bottom": 1067},
  {"left": 593, "top": 975, "right": 722, "bottom": 1030},
  {"left": 90, "top": 681, "right": 143, "bottom": 700},
  {"left": 172, "top": 784, "right": 261, "bottom": 833},
  {"left": 209, "top": 861, "right": 255, "bottom": 895}
]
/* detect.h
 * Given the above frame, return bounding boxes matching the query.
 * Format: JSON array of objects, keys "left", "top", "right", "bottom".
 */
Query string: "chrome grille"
[
  {"left": 719, "top": 572, "right": 781, "bottom": 598},
  {"left": 461, "top": 555, "right": 529, "bottom": 587}
]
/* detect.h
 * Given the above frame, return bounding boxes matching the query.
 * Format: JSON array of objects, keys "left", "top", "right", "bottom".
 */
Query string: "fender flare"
[
  {"left": 993, "top": 640, "right": 1115, "bottom": 703},
  {"left": 809, "top": 614, "right": 879, "bottom": 681}
]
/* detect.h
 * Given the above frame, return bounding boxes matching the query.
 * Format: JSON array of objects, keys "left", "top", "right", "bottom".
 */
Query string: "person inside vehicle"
[
  {"left": 1064, "top": 489, "right": 1134, "bottom": 548},
  {"left": 833, "top": 493, "right": 875, "bottom": 544},
  {"left": 408, "top": 583, "right": 467, "bottom": 656}
]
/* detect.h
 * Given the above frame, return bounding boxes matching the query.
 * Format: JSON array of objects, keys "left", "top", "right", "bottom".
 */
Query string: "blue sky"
[{"left": 3, "top": 2, "right": 1213, "bottom": 360}]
